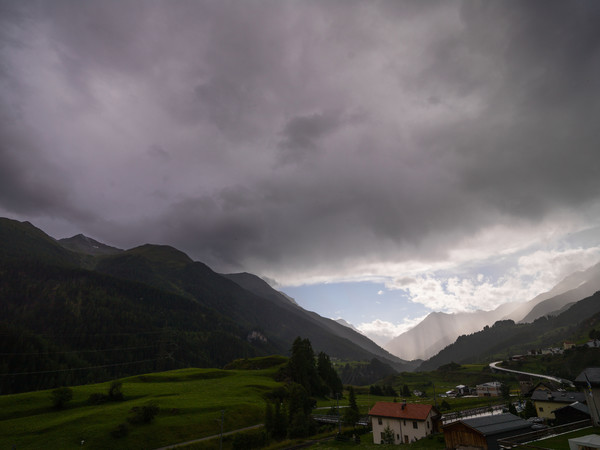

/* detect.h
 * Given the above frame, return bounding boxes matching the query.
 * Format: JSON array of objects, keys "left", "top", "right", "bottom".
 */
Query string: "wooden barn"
[{"left": 443, "top": 413, "right": 533, "bottom": 450}]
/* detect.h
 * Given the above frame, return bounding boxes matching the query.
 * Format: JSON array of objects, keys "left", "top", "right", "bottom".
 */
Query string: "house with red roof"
[{"left": 369, "top": 401, "right": 439, "bottom": 444}]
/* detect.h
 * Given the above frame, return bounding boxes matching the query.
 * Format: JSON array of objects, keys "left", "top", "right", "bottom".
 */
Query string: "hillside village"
[{"left": 368, "top": 365, "right": 600, "bottom": 449}]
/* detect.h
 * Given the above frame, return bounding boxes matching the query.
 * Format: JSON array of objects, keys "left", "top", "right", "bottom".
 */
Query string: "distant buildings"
[{"left": 476, "top": 381, "right": 502, "bottom": 397}]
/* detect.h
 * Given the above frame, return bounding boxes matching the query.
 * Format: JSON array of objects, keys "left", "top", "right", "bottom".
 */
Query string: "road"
[
  {"left": 489, "top": 361, "right": 574, "bottom": 387},
  {"left": 153, "top": 424, "right": 264, "bottom": 450}
]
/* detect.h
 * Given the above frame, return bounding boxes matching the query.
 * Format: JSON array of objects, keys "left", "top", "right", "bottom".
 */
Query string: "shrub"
[
  {"left": 128, "top": 401, "right": 159, "bottom": 424},
  {"left": 108, "top": 381, "right": 124, "bottom": 401},
  {"left": 50, "top": 387, "right": 73, "bottom": 409}
]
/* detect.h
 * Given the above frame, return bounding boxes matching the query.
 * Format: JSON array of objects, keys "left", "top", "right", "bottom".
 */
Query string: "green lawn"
[
  {"left": 533, "top": 426, "right": 600, "bottom": 450},
  {"left": 0, "top": 366, "right": 283, "bottom": 450}
]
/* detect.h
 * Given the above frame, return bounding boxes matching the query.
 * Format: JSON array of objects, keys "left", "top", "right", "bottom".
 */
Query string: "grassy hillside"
[{"left": 0, "top": 363, "right": 284, "bottom": 450}]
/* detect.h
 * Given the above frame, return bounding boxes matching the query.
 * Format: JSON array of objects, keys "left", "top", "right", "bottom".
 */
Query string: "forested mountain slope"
[{"left": 0, "top": 217, "right": 408, "bottom": 393}]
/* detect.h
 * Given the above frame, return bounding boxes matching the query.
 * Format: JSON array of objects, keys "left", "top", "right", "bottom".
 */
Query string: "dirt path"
[{"left": 153, "top": 423, "right": 264, "bottom": 449}]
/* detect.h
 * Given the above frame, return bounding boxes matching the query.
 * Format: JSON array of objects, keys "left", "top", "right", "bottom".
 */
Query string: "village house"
[
  {"left": 522, "top": 380, "right": 562, "bottom": 397},
  {"left": 456, "top": 385, "right": 470, "bottom": 396},
  {"left": 443, "top": 413, "right": 533, "bottom": 450},
  {"left": 553, "top": 402, "right": 590, "bottom": 425},
  {"left": 530, "top": 389, "right": 586, "bottom": 421},
  {"left": 587, "top": 339, "right": 600, "bottom": 348},
  {"left": 476, "top": 381, "right": 502, "bottom": 397},
  {"left": 369, "top": 401, "right": 439, "bottom": 445}
]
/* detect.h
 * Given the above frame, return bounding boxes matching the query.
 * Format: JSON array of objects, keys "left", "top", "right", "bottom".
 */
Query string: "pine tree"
[
  {"left": 288, "top": 337, "right": 321, "bottom": 396},
  {"left": 402, "top": 384, "right": 411, "bottom": 397},
  {"left": 344, "top": 386, "right": 361, "bottom": 426},
  {"left": 382, "top": 425, "right": 395, "bottom": 444}
]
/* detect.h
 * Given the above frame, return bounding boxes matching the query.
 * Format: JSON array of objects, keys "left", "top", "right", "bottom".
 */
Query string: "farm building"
[
  {"left": 553, "top": 402, "right": 590, "bottom": 425},
  {"left": 476, "top": 381, "right": 502, "bottom": 397},
  {"left": 443, "top": 413, "right": 532, "bottom": 450}
]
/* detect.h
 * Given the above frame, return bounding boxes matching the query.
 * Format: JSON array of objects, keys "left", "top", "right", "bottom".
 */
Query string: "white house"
[
  {"left": 369, "top": 401, "right": 439, "bottom": 445},
  {"left": 476, "top": 381, "right": 502, "bottom": 397}
]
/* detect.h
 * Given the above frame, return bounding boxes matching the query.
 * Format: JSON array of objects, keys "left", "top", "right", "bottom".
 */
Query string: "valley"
[{"left": 2, "top": 216, "right": 600, "bottom": 449}]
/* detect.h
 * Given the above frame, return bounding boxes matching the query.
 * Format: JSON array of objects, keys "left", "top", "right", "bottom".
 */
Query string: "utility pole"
[{"left": 336, "top": 393, "right": 341, "bottom": 433}]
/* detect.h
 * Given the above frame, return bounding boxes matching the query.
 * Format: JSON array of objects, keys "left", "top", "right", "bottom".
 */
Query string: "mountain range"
[
  {"left": 0, "top": 217, "right": 413, "bottom": 394},
  {"left": 2, "top": 216, "right": 598, "bottom": 394},
  {"left": 384, "top": 261, "right": 600, "bottom": 361},
  {"left": 417, "top": 289, "right": 600, "bottom": 374}
]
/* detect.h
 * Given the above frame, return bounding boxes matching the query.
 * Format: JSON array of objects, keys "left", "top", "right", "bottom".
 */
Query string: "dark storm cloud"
[
  {"left": 278, "top": 111, "right": 343, "bottom": 164},
  {"left": 1, "top": 0, "right": 600, "bottom": 283}
]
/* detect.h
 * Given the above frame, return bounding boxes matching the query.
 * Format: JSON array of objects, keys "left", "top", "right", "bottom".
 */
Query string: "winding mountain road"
[{"left": 489, "top": 361, "right": 574, "bottom": 387}]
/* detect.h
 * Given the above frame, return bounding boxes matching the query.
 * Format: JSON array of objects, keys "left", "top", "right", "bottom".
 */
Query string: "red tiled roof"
[{"left": 369, "top": 402, "right": 433, "bottom": 421}]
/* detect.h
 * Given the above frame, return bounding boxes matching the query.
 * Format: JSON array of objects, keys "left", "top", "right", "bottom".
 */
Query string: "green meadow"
[
  {"left": 0, "top": 359, "right": 539, "bottom": 449},
  {"left": 0, "top": 360, "right": 285, "bottom": 450}
]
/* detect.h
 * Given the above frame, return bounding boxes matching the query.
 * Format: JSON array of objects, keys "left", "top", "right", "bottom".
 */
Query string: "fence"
[
  {"left": 441, "top": 404, "right": 506, "bottom": 425},
  {"left": 497, "top": 419, "right": 592, "bottom": 448}
]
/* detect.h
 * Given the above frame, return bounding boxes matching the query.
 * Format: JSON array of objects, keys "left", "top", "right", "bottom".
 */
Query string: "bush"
[
  {"left": 88, "top": 380, "right": 125, "bottom": 405},
  {"left": 128, "top": 401, "right": 159, "bottom": 424},
  {"left": 50, "top": 387, "right": 73, "bottom": 409},
  {"left": 108, "top": 381, "right": 124, "bottom": 401}
]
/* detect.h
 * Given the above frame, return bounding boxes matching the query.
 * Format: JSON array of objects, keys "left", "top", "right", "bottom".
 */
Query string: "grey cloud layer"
[{"left": 1, "top": 0, "right": 599, "bottom": 280}]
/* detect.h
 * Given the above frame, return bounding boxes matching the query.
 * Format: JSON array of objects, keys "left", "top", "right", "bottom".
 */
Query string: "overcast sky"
[{"left": 2, "top": 0, "right": 600, "bottom": 345}]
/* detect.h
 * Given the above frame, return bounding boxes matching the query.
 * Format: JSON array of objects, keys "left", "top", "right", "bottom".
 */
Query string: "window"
[
  {"left": 427, "top": 421, "right": 430, "bottom": 429},
  {"left": 403, "top": 419, "right": 406, "bottom": 426},
  {"left": 413, "top": 421, "right": 418, "bottom": 429},
  {"left": 380, "top": 432, "right": 385, "bottom": 441},
  {"left": 378, "top": 417, "right": 383, "bottom": 425},
  {"left": 539, "top": 407, "right": 544, "bottom": 412}
]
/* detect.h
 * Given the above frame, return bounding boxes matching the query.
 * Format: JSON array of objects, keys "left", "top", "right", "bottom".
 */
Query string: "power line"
[
  {"left": 0, "top": 343, "right": 167, "bottom": 356},
  {"left": 0, "top": 330, "right": 169, "bottom": 338},
  {"left": 0, "top": 357, "right": 168, "bottom": 377}
]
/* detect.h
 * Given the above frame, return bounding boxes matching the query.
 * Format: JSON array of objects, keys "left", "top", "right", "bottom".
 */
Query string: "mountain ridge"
[
  {"left": 0, "top": 217, "right": 410, "bottom": 393},
  {"left": 383, "top": 262, "right": 600, "bottom": 361}
]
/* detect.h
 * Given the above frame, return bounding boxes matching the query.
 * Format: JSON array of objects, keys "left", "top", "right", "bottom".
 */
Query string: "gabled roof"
[
  {"left": 449, "top": 413, "right": 531, "bottom": 436},
  {"left": 576, "top": 368, "right": 600, "bottom": 387},
  {"left": 369, "top": 402, "right": 434, "bottom": 421},
  {"left": 530, "top": 390, "right": 586, "bottom": 404},
  {"left": 553, "top": 401, "right": 590, "bottom": 415},
  {"left": 477, "top": 381, "right": 501, "bottom": 388}
]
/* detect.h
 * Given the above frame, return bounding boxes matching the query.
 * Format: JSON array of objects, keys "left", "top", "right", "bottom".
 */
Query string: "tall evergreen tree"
[
  {"left": 344, "top": 386, "right": 361, "bottom": 426},
  {"left": 402, "top": 384, "right": 411, "bottom": 397},
  {"left": 317, "top": 351, "right": 343, "bottom": 396},
  {"left": 288, "top": 337, "right": 321, "bottom": 396}
]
